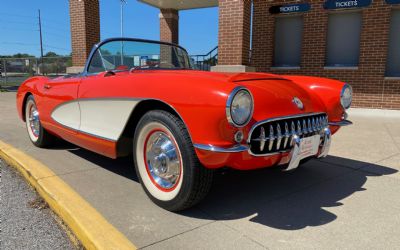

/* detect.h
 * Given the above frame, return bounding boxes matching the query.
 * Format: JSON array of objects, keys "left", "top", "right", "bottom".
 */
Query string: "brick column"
[
  {"left": 159, "top": 9, "right": 179, "bottom": 44},
  {"left": 212, "top": 0, "right": 255, "bottom": 72},
  {"left": 68, "top": 0, "right": 100, "bottom": 73}
]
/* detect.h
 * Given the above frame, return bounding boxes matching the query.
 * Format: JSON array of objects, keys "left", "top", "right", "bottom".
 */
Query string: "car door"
[
  {"left": 39, "top": 75, "right": 81, "bottom": 140},
  {"left": 78, "top": 71, "right": 139, "bottom": 139},
  {"left": 74, "top": 41, "right": 140, "bottom": 157}
]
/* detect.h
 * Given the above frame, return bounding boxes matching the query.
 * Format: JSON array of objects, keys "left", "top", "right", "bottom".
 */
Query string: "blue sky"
[{"left": 0, "top": 0, "right": 218, "bottom": 56}]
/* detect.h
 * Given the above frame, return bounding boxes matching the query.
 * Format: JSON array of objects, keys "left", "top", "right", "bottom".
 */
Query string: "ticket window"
[
  {"left": 326, "top": 11, "right": 362, "bottom": 67},
  {"left": 386, "top": 10, "right": 400, "bottom": 77},
  {"left": 273, "top": 15, "right": 303, "bottom": 67}
]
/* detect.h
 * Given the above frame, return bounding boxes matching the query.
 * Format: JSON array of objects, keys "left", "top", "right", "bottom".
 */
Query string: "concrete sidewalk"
[{"left": 1, "top": 92, "right": 400, "bottom": 249}]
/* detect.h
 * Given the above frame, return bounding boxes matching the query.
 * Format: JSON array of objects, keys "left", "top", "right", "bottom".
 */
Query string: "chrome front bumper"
[
  {"left": 194, "top": 125, "right": 330, "bottom": 152},
  {"left": 193, "top": 144, "right": 248, "bottom": 153},
  {"left": 283, "top": 127, "right": 331, "bottom": 171},
  {"left": 193, "top": 118, "right": 349, "bottom": 170},
  {"left": 194, "top": 127, "right": 332, "bottom": 171}
]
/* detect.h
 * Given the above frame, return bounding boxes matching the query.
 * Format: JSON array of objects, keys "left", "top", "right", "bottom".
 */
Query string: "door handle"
[{"left": 44, "top": 84, "right": 52, "bottom": 90}]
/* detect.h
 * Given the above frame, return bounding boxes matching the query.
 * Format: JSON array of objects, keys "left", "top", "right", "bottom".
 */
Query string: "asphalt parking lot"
[
  {"left": 0, "top": 159, "right": 76, "bottom": 249},
  {"left": 1, "top": 92, "right": 400, "bottom": 249}
]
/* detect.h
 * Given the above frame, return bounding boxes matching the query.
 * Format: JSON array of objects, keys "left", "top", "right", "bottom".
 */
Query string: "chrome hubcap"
[
  {"left": 145, "top": 131, "right": 181, "bottom": 190},
  {"left": 28, "top": 105, "right": 40, "bottom": 137}
]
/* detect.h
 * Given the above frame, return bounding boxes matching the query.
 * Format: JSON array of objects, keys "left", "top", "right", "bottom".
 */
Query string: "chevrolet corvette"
[{"left": 17, "top": 38, "right": 352, "bottom": 211}]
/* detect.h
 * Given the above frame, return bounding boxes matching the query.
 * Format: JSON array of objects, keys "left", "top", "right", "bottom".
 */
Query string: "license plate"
[
  {"left": 286, "top": 135, "right": 320, "bottom": 171},
  {"left": 298, "top": 135, "right": 320, "bottom": 160}
]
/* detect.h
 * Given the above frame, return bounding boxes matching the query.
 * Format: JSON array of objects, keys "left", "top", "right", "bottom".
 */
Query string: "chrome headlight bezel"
[
  {"left": 340, "top": 84, "right": 353, "bottom": 110},
  {"left": 226, "top": 87, "right": 254, "bottom": 127}
]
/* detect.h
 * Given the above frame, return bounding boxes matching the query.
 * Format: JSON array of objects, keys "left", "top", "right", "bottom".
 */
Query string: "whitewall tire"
[
  {"left": 24, "top": 95, "right": 55, "bottom": 147},
  {"left": 25, "top": 98, "right": 40, "bottom": 143},
  {"left": 133, "top": 110, "right": 213, "bottom": 211},
  {"left": 136, "top": 122, "right": 184, "bottom": 201}
]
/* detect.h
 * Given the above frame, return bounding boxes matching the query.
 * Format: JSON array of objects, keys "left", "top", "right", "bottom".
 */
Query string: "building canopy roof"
[{"left": 138, "top": 0, "right": 218, "bottom": 10}]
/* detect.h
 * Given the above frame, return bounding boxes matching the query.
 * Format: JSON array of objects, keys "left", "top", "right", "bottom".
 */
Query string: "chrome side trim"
[
  {"left": 51, "top": 100, "right": 81, "bottom": 131},
  {"left": 50, "top": 97, "right": 192, "bottom": 144},
  {"left": 193, "top": 144, "right": 249, "bottom": 153},
  {"left": 328, "top": 120, "right": 353, "bottom": 126},
  {"left": 247, "top": 112, "right": 326, "bottom": 144}
]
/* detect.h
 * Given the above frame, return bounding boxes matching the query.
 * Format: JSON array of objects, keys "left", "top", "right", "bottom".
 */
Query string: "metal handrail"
[
  {"left": 190, "top": 46, "right": 218, "bottom": 58},
  {"left": 190, "top": 46, "right": 218, "bottom": 71}
]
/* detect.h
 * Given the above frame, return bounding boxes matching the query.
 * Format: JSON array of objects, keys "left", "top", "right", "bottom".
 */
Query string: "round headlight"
[
  {"left": 340, "top": 84, "right": 353, "bottom": 109},
  {"left": 226, "top": 88, "right": 254, "bottom": 127}
]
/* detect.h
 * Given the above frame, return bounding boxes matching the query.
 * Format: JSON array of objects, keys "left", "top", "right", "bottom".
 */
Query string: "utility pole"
[
  {"left": 38, "top": 9, "right": 44, "bottom": 75},
  {"left": 120, "top": 0, "right": 125, "bottom": 37},
  {"left": 120, "top": 0, "right": 127, "bottom": 65}
]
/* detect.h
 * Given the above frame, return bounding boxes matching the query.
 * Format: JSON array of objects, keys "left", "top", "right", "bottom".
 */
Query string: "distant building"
[{"left": 68, "top": 0, "right": 400, "bottom": 109}]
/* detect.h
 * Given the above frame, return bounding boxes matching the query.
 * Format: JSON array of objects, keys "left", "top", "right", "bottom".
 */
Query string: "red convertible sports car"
[{"left": 17, "top": 38, "right": 352, "bottom": 211}]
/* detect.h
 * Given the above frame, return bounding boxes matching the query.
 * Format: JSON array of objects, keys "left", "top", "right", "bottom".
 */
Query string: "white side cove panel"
[
  {"left": 79, "top": 99, "right": 139, "bottom": 141},
  {"left": 51, "top": 101, "right": 80, "bottom": 130}
]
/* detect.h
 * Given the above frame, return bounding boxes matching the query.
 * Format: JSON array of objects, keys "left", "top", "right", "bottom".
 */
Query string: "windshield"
[{"left": 87, "top": 39, "right": 193, "bottom": 74}]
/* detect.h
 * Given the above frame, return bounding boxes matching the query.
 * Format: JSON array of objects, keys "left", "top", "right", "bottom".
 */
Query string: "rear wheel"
[
  {"left": 133, "top": 110, "right": 213, "bottom": 211},
  {"left": 25, "top": 95, "right": 55, "bottom": 147}
]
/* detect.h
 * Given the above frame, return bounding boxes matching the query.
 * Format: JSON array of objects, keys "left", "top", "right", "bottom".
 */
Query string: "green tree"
[
  {"left": 44, "top": 51, "right": 59, "bottom": 57},
  {"left": 12, "top": 53, "right": 35, "bottom": 58}
]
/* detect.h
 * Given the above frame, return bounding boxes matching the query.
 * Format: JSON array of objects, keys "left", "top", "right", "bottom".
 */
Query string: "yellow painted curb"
[{"left": 0, "top": 140, "right": 137, "bottom": 250}]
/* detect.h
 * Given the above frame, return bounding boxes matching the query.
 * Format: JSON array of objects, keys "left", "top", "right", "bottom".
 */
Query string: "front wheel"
[
  {"left": 25, "top": 95, "right": 55, "bottom": 147},
  {"left": 133, "top": 110, "right": 213, "bottom": 211}
]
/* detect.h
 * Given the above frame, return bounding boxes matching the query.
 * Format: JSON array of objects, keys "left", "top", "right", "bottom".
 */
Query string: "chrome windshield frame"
[{"left": 83, "top": 37, "right": 192, "bottom": 76}]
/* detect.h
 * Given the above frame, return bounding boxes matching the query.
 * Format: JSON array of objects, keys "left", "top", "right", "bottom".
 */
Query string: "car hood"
[
  {"left": 165, "top": 70, "right": 326, "bottom": 120},
  {"left": 123, "top": 70, "right": 326, "bottom": 120},
  {"left": 226, "top": 72, "right": 326, "bottom": 120}
]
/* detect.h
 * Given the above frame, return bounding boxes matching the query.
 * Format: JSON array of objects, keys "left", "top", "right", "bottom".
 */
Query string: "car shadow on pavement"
[
  {"left": 66, "top": 146, "right": 397, "bottom": 230},
  {"left": 68, "top": 147, "right": 139, "bottom": 182},
  {"left": 196, "top": 156, "right": 397, "bottom": 230}
]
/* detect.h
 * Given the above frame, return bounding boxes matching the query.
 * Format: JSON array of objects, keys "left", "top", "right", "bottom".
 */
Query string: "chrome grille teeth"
[
  {"left": 320, "top": 117, "right": 324, "bottom": 130},
  {"left": 259, "top": 127, "right": 266, "bottom": 151},
  {"left": 290, "top": 121, "right": 296, "bottom": 146},
  {"left": 268, "top": 125, "right": 274, "bottom": 151},
  {"left": 297, "top": 120, "right": 302, "bottom": 135},
  {"left": 319, "top": 117, "right": 324, "bottom": 129},
  {"left": 250, "top": 114, "right": 328, "bottom": 154},
  {"left": 318, "top": 117, "right": 324, "bottom": 130},
  {"left": 276, "top": 124, "right": 282, "bottom": 150},
  {"left": 312, "top": 118, "right": 316, "bottom": 132},
  {"left": 283, "top": 122, "right": 290, "bottom": 148}
]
